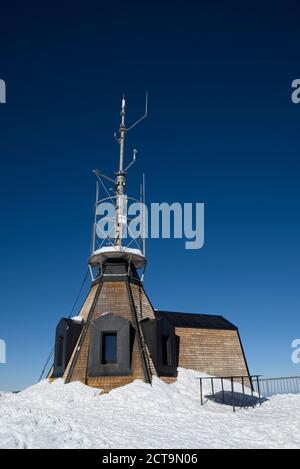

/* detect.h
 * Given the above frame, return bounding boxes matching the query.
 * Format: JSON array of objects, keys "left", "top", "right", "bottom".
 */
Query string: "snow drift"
[{"left": 0, "top": 368, "right": 300, "bottom": 449}]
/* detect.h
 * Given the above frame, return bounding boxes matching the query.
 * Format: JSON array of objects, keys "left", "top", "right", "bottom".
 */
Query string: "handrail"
[{"left": 195, "top": 374, "right": 262, "bottom": 412}]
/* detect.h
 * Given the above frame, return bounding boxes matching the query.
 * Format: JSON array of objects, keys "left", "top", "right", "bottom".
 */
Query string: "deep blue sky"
[{"left": 1, "top": 1, "right": 300, "bottom": 390}]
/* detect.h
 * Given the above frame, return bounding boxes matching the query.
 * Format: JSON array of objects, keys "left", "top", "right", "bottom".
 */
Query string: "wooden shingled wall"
[
  {"left": 50, "top": 279, "right": 250, "bottom": 391},
  {"left": 64, "top": 281, "right": 150, "bottom": 392},
  {"left": 175, "top": 327, "right": 249, "bottom": 378}
]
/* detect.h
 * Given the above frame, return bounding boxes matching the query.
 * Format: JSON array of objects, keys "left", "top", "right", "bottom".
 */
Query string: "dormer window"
[{"left": 88, "top": 313, "right": 132, "bottom": 376}]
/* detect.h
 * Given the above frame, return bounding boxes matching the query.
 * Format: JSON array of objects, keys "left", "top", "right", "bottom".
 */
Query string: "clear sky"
[{"left": 0, "top": 1, "right": 300, "bottom": 391}]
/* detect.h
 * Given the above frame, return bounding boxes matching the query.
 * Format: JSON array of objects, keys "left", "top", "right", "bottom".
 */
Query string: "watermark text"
[
  {"left": 0, "top": 79, "right": 6, "bottom": 104},
  {"left": 96, "top": 200, "right": 204, "bottom": 250},
  {"left": 291, "top": 339, "right": 300, "bottom": 364},
  {"left": 291, "top": 79, "right": 300, "bottom": 104},
  {"left": 0, "top": 339, "right": 6, "bottom": 364}
]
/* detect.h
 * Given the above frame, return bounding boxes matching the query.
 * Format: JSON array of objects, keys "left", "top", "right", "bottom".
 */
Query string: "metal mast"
[
  {"left": 89, "top": 94, "right": 148, "bottom": 273},
  {"left": 115, "top": 95, "right": 127, "bottom": 246}
]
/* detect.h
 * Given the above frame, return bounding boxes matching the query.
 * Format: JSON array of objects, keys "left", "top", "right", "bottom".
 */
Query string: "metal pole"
[
  {"left": 211, "top": 378, "right": 215, "bottom": 398},
  {"left": 242, "top": 376, "right": 245, "bottom": 408},
  {"left": 200, "top": 379, "right": 203, "bottom": 406},
  {"left": 256, "top": 376, "right": 262, "bottom": 405},
  {"left": 115, "top": 96, "right": 127, "bottom": 247},
  {"left": 92, "top": 180, "right": 99, "bottom": 253},
  {"left": 231, "top": 377, "right": 235, "bottom": 413},
  {"left": 221, "top": 378, "right": 225, "bottom": 403},
  {"left": 119, "top": 95, "right": 126, "bottom": 173}
]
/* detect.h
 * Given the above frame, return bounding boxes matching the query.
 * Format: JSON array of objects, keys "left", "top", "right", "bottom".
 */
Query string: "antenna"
[
  {"left": 91, "top": 94, "right": 149, "bottom": 257},
  {"left": 114, "top": 93, "right": 148, "bottom": 247},
  {"left": 91, "top": 180, "right": 99, "bottom": 253},
  {"left": 118, "top": 94, "right": 126, "bottom": 173},
  {"left": 126, "top": 92, "right": 148, "bottom": 132},
  {"left": 142, "top": 173, "right": 146, "bottom": 258},
  {"left": 115, "top": 93, "right": 148, "bottom": 173}
]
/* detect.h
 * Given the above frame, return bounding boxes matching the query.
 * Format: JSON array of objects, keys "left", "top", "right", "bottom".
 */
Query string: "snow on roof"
[{"left": 70, "top": 315, "right": 83, "bottom": 323}]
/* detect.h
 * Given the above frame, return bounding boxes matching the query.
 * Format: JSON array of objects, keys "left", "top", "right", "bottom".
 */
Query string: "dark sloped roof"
[{"left": 154, "top": 310, "right": 237, "bottom": 330}]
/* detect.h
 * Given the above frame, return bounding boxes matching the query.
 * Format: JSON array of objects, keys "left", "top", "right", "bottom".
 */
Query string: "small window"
[
  {"left": 161, "top": 335, "right": 171, "bottom": 366},
  {"left": 56, "top": 335, "right": 64, "bottom": 367},
  {"left": 102, "top": 332, "right": 117, "bottom": 364}
]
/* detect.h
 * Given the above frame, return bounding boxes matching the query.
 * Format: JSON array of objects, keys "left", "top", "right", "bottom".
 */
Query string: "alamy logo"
[
  {"left": 291, "top": 339, "right": 300, "bottom": 364},
  {"left": 0, "top": 339, "right": 6, "bottom": 364},
  {"left": 291, "top": 79, "right": 300, "bottom": 104},
  {"left": 96, "top": 200, "right": 204, "bottom": 250},
  {"left": 0, "top": 79, "right": 6, "bottom": 104}
]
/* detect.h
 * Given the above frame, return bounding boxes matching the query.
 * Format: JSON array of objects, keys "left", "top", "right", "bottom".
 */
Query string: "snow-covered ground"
[{"left": 0, "top": 368, "right": 300, "bottom": 449}]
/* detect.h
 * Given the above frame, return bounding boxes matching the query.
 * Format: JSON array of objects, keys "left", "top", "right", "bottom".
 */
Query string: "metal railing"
[
  {"left": 196, "top": 375, "right": 300, "bottom": 412},
  {"left": 196, "top": 375, "right": 263, "bottom": 413},
  {"left": 253, "top": 376, "right": 300, "bottom": 398}
]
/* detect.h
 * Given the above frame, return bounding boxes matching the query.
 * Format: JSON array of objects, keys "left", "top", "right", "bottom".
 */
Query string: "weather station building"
[{"left": 48, "top": 97, "right": 250, "bottom": 392}]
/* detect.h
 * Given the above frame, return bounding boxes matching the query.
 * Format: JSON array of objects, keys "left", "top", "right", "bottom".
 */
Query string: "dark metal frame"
[{"left": 197, "top": 375, "right": 262, "bottom": 413}]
